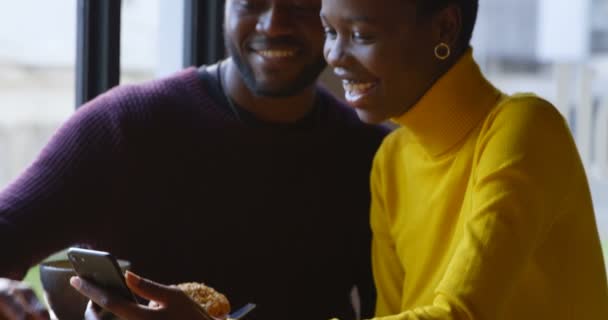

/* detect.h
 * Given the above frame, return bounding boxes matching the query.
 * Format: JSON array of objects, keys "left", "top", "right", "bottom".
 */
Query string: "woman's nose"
[{"left": 325, "top": 38, "right": 348, "bottom": 67}]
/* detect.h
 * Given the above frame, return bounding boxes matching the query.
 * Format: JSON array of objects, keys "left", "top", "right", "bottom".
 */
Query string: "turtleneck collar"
[{"left": 392, "top": 49, "right": 503, "bottom": 157}]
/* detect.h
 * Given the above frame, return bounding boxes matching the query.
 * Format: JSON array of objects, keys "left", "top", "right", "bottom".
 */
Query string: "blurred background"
[{"left": 1, "top": 0, "right": 607, "bottom": 264}]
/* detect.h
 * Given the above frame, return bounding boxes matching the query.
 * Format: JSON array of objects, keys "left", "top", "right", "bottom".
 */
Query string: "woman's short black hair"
[{"left": 417, "top": 0, "right": 479, "bottom": 51}]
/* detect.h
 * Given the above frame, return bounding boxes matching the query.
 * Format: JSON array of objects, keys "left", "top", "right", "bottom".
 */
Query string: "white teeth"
[
  {"left": 342, "top": 81, "right": 375, "bottom": 94},
  {"left": 258, "top": 50, "right": 296, "bottom": 58},
  {"left": 341, "top": 80, "right": 377, "bottom": 102}
]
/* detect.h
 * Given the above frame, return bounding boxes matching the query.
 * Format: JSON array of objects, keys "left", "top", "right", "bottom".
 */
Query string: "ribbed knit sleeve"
[
  {"left": 0, "top": 67, "right": 213, "bottom": 279},
  {"left": 0, "top": 89, "right": 128, "bottom": 279}
]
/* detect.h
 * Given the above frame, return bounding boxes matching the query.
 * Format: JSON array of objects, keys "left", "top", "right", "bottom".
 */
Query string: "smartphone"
[{"left": 67, "top": 247, "right": 137, "bottom": 303}]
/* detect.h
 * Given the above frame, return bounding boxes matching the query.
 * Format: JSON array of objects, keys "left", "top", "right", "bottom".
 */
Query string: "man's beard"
[{"left": 225, "top": 39, "right": 327, "bottom": 98}]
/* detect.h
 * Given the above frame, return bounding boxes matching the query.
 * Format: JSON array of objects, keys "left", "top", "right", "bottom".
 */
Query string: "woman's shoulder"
[
  {"left": 477, "top": 92, "right": 577, "bottom": 166},
  {"left": 482, "top": 93, "right": 569, "bottom": 138},
  {"left": 489, "top": 93, "right": 564, "bottom": 125}
]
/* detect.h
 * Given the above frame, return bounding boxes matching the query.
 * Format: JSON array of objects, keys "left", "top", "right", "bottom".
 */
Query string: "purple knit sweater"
[{"left": 0, "top": 68, "right": 387, "bottom": 319}]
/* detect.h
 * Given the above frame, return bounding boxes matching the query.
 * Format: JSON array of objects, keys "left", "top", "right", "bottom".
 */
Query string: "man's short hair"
[{"left": 416, "top": 0, "right": 479, "bottom": 51}]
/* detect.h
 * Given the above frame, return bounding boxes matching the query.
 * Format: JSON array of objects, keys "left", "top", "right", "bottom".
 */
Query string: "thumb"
[{"left": 124, "top": 271, "right": 179, "bottom": 304}]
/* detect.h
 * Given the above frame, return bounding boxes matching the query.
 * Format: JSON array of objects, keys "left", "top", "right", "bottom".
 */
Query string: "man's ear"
[{"left": 433, "top": 4, "right": 462, "bottom": 49}]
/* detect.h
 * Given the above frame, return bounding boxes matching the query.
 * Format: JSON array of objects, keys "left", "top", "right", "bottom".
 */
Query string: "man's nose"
[{"left": 256, "top": 6, "right": 294, "bottom": 37}]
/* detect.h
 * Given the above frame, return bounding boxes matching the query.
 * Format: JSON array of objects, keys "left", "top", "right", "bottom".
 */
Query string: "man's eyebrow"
[{"left": 320, "top": 13, "right": 377, "bottom": 24}]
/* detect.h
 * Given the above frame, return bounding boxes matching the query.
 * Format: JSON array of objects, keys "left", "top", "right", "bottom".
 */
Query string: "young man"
[{"left": 0, "top": 1, "right": 387, "bottom": 319}]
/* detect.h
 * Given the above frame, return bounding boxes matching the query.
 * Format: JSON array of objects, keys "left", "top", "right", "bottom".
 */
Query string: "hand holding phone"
[
  {"left": 67, "top": 247, "right": 137, "bottom": 303},
  {"left": 68, "top": 248, "right": 219, "bottom": 320}
]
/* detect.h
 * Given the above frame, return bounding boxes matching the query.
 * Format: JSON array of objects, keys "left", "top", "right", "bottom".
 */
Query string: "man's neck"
[{"left": 223, "top": 59, "right": 318, "bottom": 124}]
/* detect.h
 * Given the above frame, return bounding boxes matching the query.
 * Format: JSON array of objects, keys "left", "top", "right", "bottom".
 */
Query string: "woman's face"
[{"left": 321, "top": 0, "right": 443, "bottom": 123}]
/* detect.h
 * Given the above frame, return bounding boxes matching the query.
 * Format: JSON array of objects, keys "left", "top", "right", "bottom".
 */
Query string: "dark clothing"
[
  {"left": 0, "top": 67, "right": 387, "bottom": 319},
  {"left": 198, "top": 66, "right": 323, "bottom": 129}
]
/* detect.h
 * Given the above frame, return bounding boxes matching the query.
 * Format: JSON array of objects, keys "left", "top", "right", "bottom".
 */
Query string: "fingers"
[
  {"left": 70, "top": 277, "right": 148, "bottom": 320},
  {"left": 125, "top": 272, "right": 215, "bottom": 320},
  {"left": 26, "top": 309, "right": 50, "bottom": 320},
  {"left": 124, "top": 272, "right": 180, "bottom": 305},
  {"left": 84, "top": 300, "right": 117, "bottom": 320},
  {"left": 0, "top": 293, "right": 47, "bottom": 320},
  {"left": 0, "top": 280, "right": 49, "bottom": 320},
  {"left": 0, "top": 292, "right": 25, "bottom": 320},
  {"left": 19, "top": 290, "right": 47, "bottom": 318},
  {"left": 84, "top": 301, "right": 104, "bottom": 320}
]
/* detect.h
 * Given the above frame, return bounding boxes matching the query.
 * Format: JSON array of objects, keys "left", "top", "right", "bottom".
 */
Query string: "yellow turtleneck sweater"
[{"left": 369, "top": 50, "right": 608, "bottom": 319}]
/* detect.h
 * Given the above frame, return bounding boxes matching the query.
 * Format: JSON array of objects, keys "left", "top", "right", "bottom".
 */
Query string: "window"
[
  {"left": 0, "top": 0, "right": 76, "bottom": 187},
  {"left": 120, "top": 0, "right": 160, "bottom": 84}
]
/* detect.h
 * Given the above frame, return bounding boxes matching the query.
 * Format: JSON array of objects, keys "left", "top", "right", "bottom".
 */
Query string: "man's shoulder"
[
  {"left": 315, "top": 86, "right": 358, "bottom": 122},
  {"left": 109, "top": 68, "right": 208, "bottom": 110},
  {"left": 77, "top": 68, "right": 221, "bottom": 123}
]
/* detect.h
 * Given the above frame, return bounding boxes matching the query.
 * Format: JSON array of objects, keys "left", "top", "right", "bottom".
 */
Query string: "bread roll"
[{"left": 148, "top": 282, "right": 230, "bottom": 319}]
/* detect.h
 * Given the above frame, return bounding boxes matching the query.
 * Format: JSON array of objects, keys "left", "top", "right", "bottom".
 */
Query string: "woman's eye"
[
  {"left": 352, "top": 31, "right": 373, "bottom": 42},
  {"left": 324, "top": 27, "right": 337, "bottom": 39},
  {"left": 238, "top": 0, "right": 263, "bottom": 10}
]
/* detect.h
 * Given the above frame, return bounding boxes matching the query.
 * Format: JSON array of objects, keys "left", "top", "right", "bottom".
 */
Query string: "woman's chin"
[{"left": 354, "top": 109, "right": 386, "bottom": 125}]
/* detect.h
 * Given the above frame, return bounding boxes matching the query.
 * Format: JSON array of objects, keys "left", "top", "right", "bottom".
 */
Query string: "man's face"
[{"left": 224, "top": 0, "right": 327, "bottom": 97}]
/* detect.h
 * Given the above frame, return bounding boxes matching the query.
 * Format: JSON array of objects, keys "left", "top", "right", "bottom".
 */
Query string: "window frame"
[
  {"left": 75, "top": 0, "right": 225, "bottom": 107},
  {"left": 75, "top": 0, "right": 122, "bottom": 108},
  {"left": 183, "top": 0, "right": 225, "bottom": 68}
]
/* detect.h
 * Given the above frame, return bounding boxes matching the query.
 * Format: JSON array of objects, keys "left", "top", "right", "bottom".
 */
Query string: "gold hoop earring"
[{"left": 434, "top": 42, "right": 451, "bottom": 60}]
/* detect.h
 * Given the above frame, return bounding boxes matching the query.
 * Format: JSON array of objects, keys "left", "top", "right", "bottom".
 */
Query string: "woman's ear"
[{"left": 433, "top": 4, "right": 462, "bottom": 50}]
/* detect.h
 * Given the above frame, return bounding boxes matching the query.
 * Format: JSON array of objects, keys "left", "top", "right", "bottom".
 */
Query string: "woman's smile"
[{"left": 342, "top": 79, "right": 379, "bottom": 105}]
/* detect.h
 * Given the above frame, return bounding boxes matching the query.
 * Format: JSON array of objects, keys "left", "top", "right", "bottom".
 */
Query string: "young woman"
[{"left": 321, "top": 0, "right": 608, "bottom": 319}]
